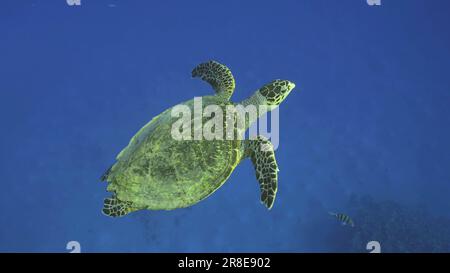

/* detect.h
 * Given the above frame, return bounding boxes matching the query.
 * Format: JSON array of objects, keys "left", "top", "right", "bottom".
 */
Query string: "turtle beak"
[{"left": 287, "top": 81, "right": 296, "bottom": 92}]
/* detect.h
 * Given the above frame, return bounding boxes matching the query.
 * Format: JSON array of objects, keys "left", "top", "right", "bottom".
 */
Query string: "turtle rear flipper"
[
  {"left": 192, "top": 60, "right": 235, "bottom": 100},
  {"left": 102, "top": 196, "right": 139, "bottom": 217}
]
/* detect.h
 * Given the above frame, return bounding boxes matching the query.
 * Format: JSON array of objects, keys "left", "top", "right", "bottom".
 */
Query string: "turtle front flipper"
[
  {"left": 192, "top": 60, "right": 235, "bottom": 100},
  {"left": 102, "top": 195, "right": 139, "bottom": 217},
  {"left": 244, "top": 136, "right": 279, "bottom": 209}
]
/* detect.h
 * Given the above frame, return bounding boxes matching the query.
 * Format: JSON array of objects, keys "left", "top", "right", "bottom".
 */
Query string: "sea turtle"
[{"left": 101, "top": 60, "right": 296, "bottom": 217}]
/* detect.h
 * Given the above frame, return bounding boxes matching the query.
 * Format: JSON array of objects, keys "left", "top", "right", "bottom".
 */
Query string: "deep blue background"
[{"left": 1, "top": 0, "right": 450, "bottom": 252}]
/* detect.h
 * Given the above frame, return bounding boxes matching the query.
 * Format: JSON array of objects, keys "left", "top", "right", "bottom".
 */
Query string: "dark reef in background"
[{"left": 328, "top": 195, "right": 450, "bottom": 253}]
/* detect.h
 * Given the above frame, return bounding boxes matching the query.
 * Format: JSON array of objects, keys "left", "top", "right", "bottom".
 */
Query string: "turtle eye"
[{"left": 259, "top": 80, "right": 295, "bottom": 105}]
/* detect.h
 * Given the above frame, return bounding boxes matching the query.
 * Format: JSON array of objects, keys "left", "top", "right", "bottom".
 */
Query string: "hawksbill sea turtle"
[{"left": 101, "top": 60, "right": 296, "bottom": 217}]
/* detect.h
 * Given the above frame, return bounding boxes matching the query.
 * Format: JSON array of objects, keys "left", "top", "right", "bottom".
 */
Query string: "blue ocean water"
[{"left": 1, "top": 0, "right": 450, "bottom": 252}]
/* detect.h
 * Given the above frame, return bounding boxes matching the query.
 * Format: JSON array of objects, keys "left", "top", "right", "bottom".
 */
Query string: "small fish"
[{"left": 329, "top": 212, "right": 355, "bottom": 227}]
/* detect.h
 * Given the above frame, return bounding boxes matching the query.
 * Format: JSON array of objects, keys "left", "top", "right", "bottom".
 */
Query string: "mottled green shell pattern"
[{"left": 104, "top": 96, "right": 242, "bottom": 210}]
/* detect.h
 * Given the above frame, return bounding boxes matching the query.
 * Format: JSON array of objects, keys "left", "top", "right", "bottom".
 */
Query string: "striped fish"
[{"left": 329, "top": 212, "right": 355, "bottom": 227}]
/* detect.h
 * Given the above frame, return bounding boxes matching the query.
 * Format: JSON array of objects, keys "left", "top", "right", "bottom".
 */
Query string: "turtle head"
[{"left": 258, "top": 80, "right": 296, "bottom": 107}]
